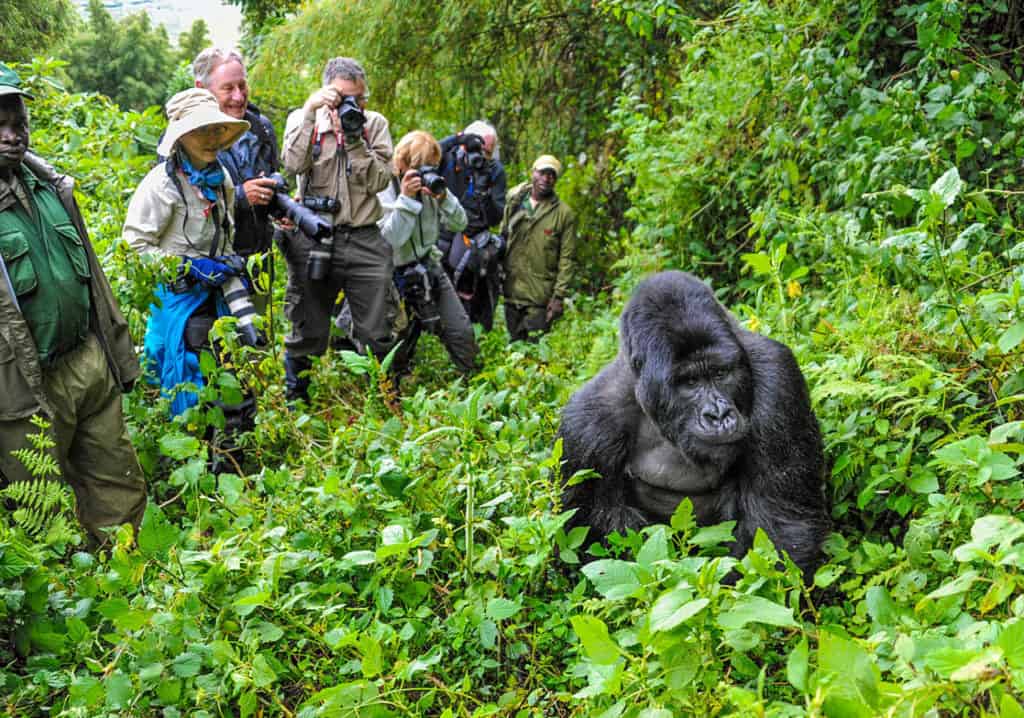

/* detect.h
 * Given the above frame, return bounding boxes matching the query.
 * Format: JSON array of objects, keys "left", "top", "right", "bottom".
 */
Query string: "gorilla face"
[{"left": 621, "top": 273, "right": 753, "bottom": 464}]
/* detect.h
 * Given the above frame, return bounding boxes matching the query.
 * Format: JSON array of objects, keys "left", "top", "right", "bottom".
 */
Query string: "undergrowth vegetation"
[{"left": 2, "top": 0, "right": 1024, "bottom": 715}]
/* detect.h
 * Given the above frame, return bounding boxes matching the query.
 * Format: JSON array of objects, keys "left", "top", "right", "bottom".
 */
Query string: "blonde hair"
[{"left": 393, "top": 130, "right": 441, "bottom": 174}]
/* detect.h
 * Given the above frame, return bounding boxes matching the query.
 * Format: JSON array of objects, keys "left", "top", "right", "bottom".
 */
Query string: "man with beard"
[
  {"left": 499, "top": 155, "right": 577, "bottom": 342},
  {"left": 0, "top": 63, "right": 146, "bottom": 546}
]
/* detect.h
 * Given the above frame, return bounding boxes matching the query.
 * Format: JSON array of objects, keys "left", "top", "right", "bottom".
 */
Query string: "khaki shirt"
[
  {"left": 122, "top": 162, "right": 236, "bottom": 258},
  {"left": 281, "top": 106, "right": 393, "bottom": 228}
]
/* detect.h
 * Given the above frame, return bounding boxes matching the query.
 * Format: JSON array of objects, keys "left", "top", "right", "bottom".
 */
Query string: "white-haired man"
[
  {"left": 192, "top": 47, "right": 279, "bottom": 264},
  {"left": 438, "top": 120, "right": 507, "bottom": 331}
]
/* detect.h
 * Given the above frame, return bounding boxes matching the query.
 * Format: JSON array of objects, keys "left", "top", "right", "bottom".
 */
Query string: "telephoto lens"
[{"left": 221, "top": 276, "right": 262, "bottom": 346}]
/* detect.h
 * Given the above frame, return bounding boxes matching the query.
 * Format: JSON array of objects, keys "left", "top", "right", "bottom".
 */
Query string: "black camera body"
[
  {"left": 263, "top": 173, "right": 337, "bottom": 281},
  {"left": 461, "top": 134, "right": 486, "bottom": 171},
  {"left": 415, "top": 165, "right": 447, "bottom": 195},
  {"left": 337, "top": 95, "right": 366, "bottom": 136},
  {"left": 302, "top": 195, "right": 342, "bottom": 214},
  {"left": 397, "top": 262, "right": 441, "bottom": 334}
]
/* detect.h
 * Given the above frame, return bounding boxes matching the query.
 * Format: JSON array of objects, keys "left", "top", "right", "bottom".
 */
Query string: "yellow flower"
[
  {"left": 787, "top": 279, "right": 802, "bottom": 298},
  {"left": 747, "top": 315, "right": 761, "bottom": 332}
]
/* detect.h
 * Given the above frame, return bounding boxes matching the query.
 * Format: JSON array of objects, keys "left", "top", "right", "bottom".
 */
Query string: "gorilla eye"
[{"left": 631, "top": 357, "right": 643, "bottom": 372}]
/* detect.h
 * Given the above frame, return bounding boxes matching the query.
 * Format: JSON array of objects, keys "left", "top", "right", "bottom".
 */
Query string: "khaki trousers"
[{"left": 0, "top": 333, "right": 147, "bottom": 546}]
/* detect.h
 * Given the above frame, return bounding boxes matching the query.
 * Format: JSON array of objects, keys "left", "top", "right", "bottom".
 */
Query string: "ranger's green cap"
[{"left": 0, "top": 63, "right": 34, "bottom": 99}]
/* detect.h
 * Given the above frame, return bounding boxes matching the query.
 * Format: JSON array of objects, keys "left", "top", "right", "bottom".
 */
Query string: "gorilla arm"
[
  {"left": 558, "top": 357, "right": 649, "bottom": 537},
  {"left": 731, "top": 330, "right": 830, "bottom": 576}
]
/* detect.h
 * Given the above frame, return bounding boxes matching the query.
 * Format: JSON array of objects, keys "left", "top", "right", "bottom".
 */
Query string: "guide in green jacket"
[
  {"left": 0, "top": 63, "right": 146, "bottom": 547},
  {"left": 499, "top": 154, "right": 577, "bottom": 342}
]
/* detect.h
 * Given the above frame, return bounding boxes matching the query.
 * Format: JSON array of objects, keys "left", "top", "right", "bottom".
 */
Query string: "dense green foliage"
[
  {"left": 3, "top": 0, "right": 1024, "bottom": 715},
  {"left": 0, "top": 0, "right": 74, "bottom": 64},
  {"left": 61, "top": 0, "right": 178, "bottom": 111}
]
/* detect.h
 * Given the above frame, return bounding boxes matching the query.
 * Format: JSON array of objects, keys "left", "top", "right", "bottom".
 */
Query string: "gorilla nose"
[{"left": 701, "top": 405, "right": 736, "bottom": 432}]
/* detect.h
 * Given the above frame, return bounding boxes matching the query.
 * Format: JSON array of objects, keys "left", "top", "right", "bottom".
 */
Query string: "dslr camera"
[
  {"left": 262, "top": 173, "right": 337, "bottom": 282},
  {"left": 396, "top": 262, "right": 441, "bottom": 334},
  {"left": 460, "top": 134, "right": 487, "bottom": 171},
  {"left": 337, "top": 95, "right": 366, "bottom": 136},
  {"left": 414, "top": 165, "right": 446, "bottom": 195}
]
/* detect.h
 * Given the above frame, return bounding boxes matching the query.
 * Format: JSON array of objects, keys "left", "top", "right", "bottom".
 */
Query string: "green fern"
[{"left": 0, "top": 415, "right": 78, "bottom": 545}]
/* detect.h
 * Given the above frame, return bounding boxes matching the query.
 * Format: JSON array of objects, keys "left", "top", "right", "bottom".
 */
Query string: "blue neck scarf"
[{"left": 177, "top": 151, "right": 225, "bottom": 202}]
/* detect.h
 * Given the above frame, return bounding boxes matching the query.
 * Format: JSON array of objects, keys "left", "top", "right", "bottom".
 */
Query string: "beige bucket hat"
[
  {"left": 157, "top": 88, "right": 250, "bottom": 158},
  {"left": 531, "top": 154, "right": 563, "bottom": 177}
]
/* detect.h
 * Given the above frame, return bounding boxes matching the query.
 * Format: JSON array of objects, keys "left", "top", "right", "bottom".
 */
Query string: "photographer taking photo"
[
  {"left": 438, "top": 121, "right": 506, "bottom": 331},
  {"left": 280, "top": 57, "right": 395, "bottom": 403},
  {"left": 379, "top": 131, "right": 478, "bottom": 377}
]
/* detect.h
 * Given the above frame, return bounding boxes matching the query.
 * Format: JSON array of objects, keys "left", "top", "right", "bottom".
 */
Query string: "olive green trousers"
[{"left": 0, "top": 333, "right": 147, "bottom": 546}]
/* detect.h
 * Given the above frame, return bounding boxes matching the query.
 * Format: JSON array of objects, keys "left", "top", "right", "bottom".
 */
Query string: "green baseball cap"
[{"left": 0, "top": 62, "right": 34, "bottom": 100}]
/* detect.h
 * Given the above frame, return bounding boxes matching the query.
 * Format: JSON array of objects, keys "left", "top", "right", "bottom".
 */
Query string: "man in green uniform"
[
  {"left": 0, "top": 63, "right": 146, "bottom": 546},
  {"left": 499, "top": 154, "right": 577, "bottom": 341}
]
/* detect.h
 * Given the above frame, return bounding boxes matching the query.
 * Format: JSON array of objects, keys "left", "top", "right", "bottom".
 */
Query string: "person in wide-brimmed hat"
[{"left": 122, "top": 88, "right": 258, "bottom": 467}]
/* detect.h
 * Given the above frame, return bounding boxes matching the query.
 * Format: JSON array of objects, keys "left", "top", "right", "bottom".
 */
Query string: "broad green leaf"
[
  {"left": 158, "top": 433, "right": 201, "bottom": 460},
  {"left": 717, "top": 595, "right": 797, "bottom": 630},
  {"left": 865, "top": 586, "right": 898, "bottom": 626},
  {"left": 787, "top": 637, "right": 809, "bottom": 693},
  {"left": 138, "top": 502, "right": 178, "bottom": 557},
  {"left": 637, "top": 526, "right": 668, "bottom": 567},
  {"left": 359, "top": 634, "right": 383, "bottom": 678},
  {"left": 741, "top": 252, "right": 773, "bottom": 276},
  {"left": 922, "top": 570, "right": 979, "bottom": 600},
  {"left": 252, "top": 654, "right": 277, "bottom": 688},
  {"left": 581, "top": 560, "right": 642, "bottom": 601},
  {"left": 930, "top": 167, "right": 962, "bottom": 207},
  {"left": 69, "top": 674, "right": 103, "bottom": 707},
  {"left": 649, "top": 587, "right": 708, "bottom": 633},
  {"left": 104, "top": 672, "right": 132, "bottom": 710},
  {"left": 97, "top": 598, "right": 151, "bottom": 631},
  {"left": 1000, "top": 322, "right": 1024, "bottom": 354},
  {"left": 218, "top": 474, "right": 244, "bottom": 505},
  {"left": 1002, "top": 695, "right": 1024, "bottom": 718},
  {"left": 998, "top": 620, "right": 1024, "bottom": 668},
  {"left": 571, "top": 614, "right": 621, "bottom": 665},
  {"left": 233, "top": 589, "right": 270, "bottom": 617},
  {"left": 342, "top": 550, "right": 377, "bottom": 566},
  {"left": 171, "top": 651, "right": 201, "bottom": 678},
  {"left": 818, "top": 631, "right": 879, "bottom": 709},
  {"left": 670, "top": 498, "right": 695, "bottom": 535},
  {"left": 690, "top": 521, "right": 736, "bottom": 547},
  {"left": 486, "top": 597, "right": 522, "bottom": 621}
]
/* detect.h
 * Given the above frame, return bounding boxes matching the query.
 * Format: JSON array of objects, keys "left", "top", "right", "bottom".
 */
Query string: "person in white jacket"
[{"left": 378, "top": 130, "right": 478, "bottom": 376}]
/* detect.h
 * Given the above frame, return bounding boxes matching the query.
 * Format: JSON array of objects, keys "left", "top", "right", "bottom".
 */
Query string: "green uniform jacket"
[
  {"left": 0, "top": 152, "right": 140, "bottom": 421},
  {"left": 500, "top": 182, "right": 577, "bottom": 307}
]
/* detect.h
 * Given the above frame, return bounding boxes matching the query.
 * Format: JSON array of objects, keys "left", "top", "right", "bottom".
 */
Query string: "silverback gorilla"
[{"left": 558, "top": 271, "right": 829, "bottom": 577}]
